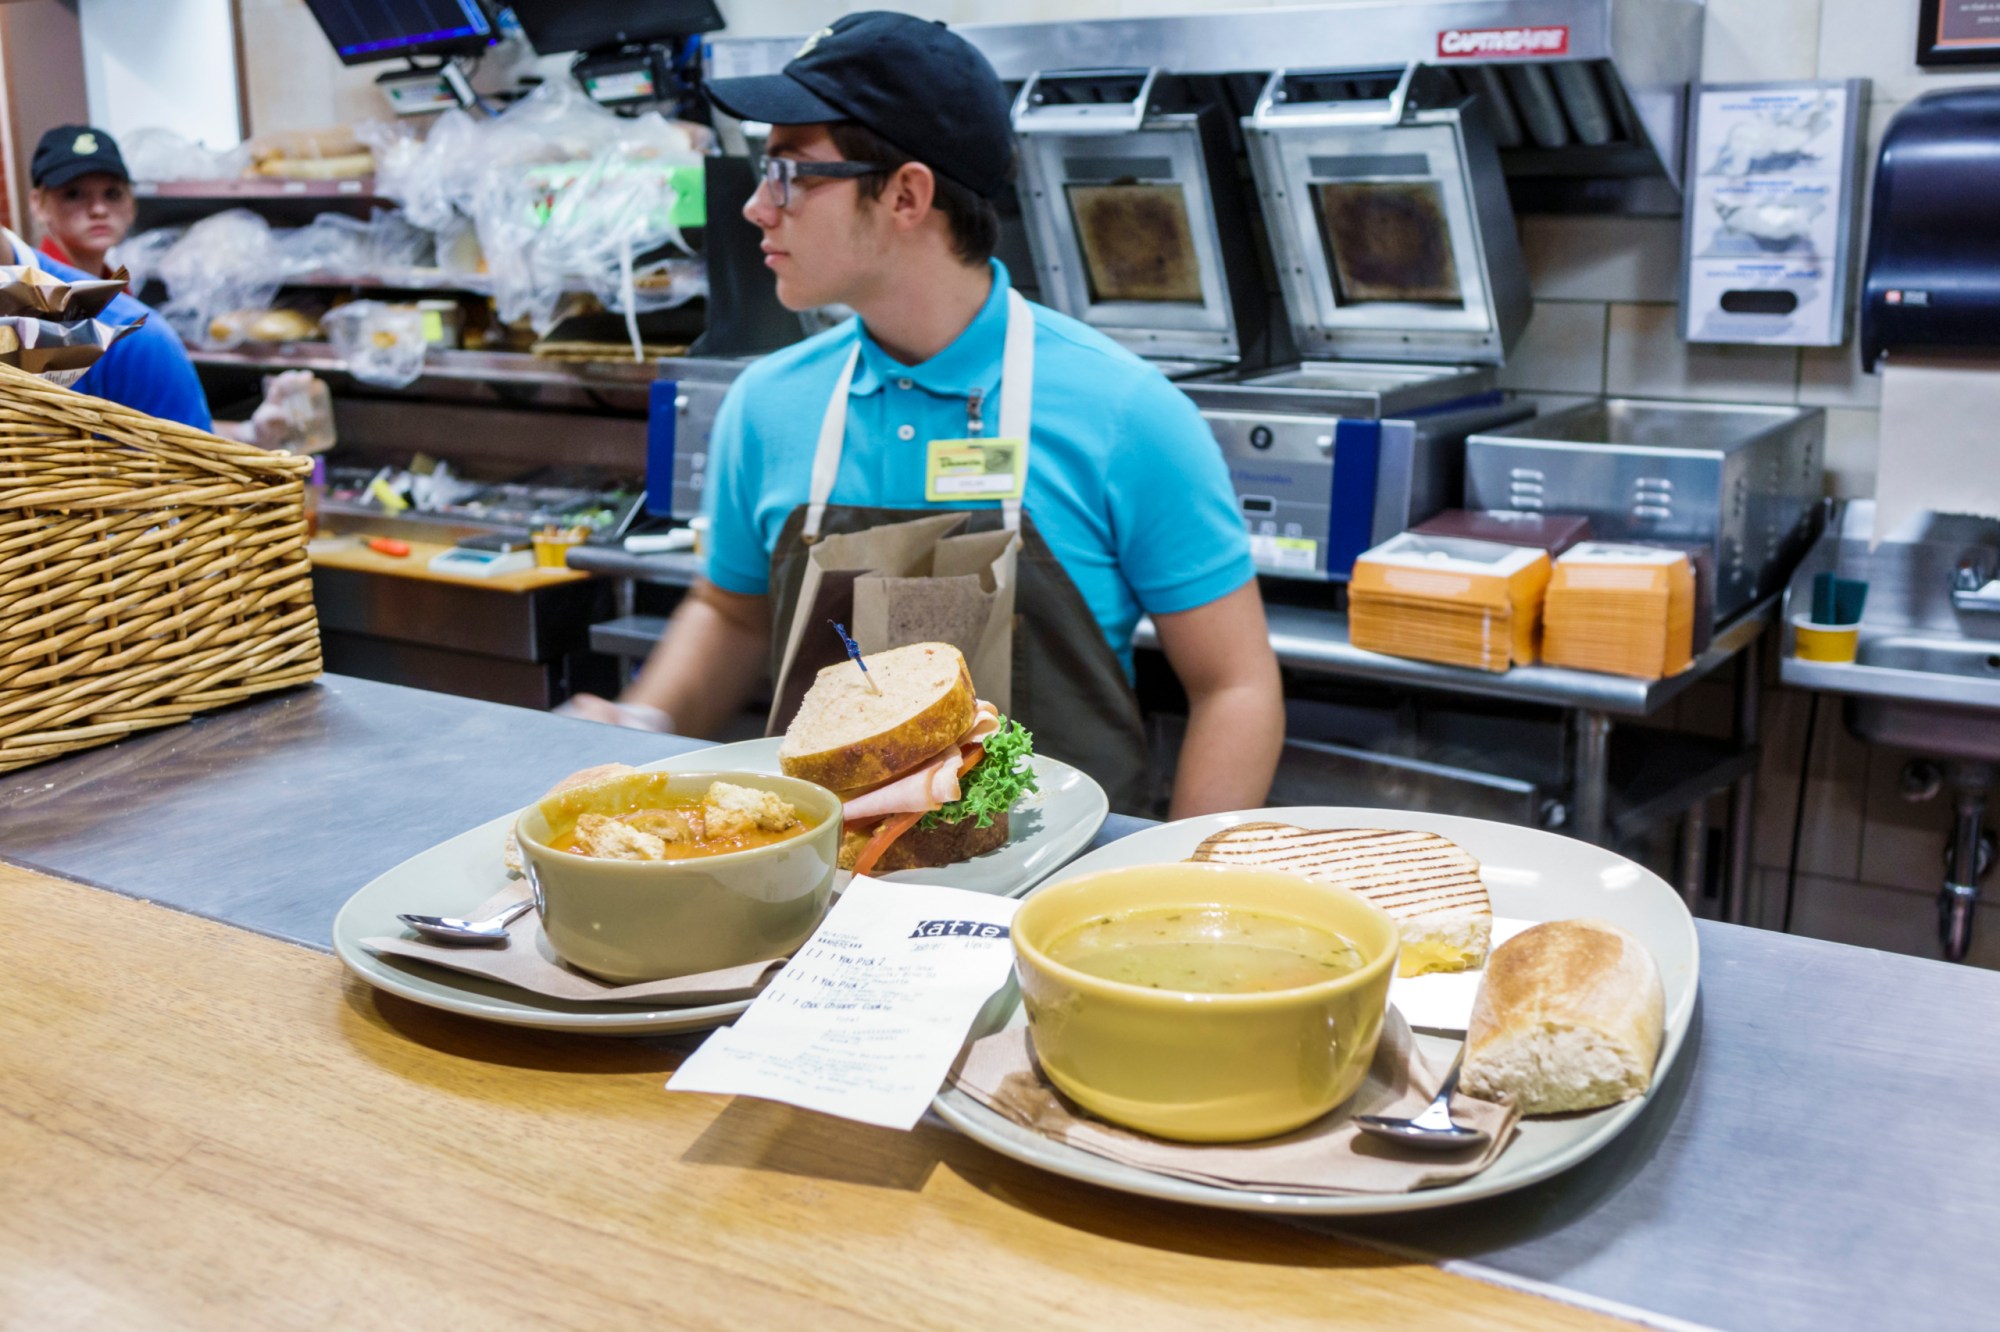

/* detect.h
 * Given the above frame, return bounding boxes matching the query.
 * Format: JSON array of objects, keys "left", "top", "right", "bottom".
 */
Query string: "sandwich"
[
  {"left": 1459, "top": 917, "right": 1665, "bottom": 1115},
  {"left": 1188, "top": 822, "right": 1492, "bottom": 977},
  {"left": 778, "top": 642, "right": 1037, "bottom": 876}
]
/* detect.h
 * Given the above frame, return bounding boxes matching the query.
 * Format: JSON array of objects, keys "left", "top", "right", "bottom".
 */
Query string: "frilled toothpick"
[{"left": 829, "top": 620, "right": 879, "bottom": 693}]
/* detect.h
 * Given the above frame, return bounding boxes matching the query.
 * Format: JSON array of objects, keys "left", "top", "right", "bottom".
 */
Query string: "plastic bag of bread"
[
  {"left": 249, "top": 125, "right": 373, "bottom": 180},
  {"left": 1460, "top": 918, "right": 1665, "bottom": 1115}
]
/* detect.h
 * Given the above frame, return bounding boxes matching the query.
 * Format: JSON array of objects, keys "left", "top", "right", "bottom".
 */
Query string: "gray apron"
[{"left": 764, "top": 288, "right": 1153, "bottom": 814}]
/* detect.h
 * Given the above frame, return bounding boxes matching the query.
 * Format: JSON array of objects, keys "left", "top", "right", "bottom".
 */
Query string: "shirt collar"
[{"left": 850, "top": 259, "right": 1012, "bottom": 399}]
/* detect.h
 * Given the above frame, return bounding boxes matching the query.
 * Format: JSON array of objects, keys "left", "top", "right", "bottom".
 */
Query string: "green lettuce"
[{"left": 919, "top": 719, "right": 1038, "bottom": 830}]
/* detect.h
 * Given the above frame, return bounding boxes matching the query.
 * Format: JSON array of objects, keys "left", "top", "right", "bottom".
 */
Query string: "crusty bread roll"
[{"left": 1460, "top": 918, "right": 1665, "bottom": 1115}]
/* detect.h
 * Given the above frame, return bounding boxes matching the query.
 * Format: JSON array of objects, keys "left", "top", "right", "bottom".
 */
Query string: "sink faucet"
[{"left": 1954, "top": 556, "right": 2000, "bottom": 612}]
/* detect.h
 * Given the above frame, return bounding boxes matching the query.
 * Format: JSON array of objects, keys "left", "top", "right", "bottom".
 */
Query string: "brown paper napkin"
[
  {"left": 948, "top": 1006, "right": 1520, "bottom": 1194},
  {"left": 360, "top": 887, "right": 783, "bottom": 1006}
]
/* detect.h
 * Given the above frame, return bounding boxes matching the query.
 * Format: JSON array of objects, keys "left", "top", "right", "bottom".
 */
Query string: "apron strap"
[
  {"left": 803, "top": 344, "right": 862, "bottom": 542},
  {"left": 804, "top": 286, "right": 1036, "bottom": 540},
  {"left": 998, "top": 288, "right": 1034, "bottom": 534}
]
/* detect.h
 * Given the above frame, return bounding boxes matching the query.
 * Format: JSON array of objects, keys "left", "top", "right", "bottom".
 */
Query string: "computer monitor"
[
  {"left": 509, "top": 0, "right": 724, "bottom": 57},
  {"left": 303, "top": 0, "right": 496, "bottom": 66}
]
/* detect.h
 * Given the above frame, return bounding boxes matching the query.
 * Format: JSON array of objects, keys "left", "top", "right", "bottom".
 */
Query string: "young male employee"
[{"left": 570, "top": 11, "right": 1283, "bottom": 817}]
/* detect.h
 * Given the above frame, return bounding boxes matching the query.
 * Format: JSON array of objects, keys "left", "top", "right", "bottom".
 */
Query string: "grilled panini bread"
[
  {"left": 1460, "top": 918, "right": 1665, "bottom": 1115},
  {"left": 1189, "top": 822, "right": 1491, "bottom": 977},
  {"left": 779, "top": 643, "right": 976, "bottom": 793}
]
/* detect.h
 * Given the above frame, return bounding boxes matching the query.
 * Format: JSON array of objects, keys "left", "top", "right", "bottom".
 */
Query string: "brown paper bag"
[{"left": 768, "top": 513, "right": 1019, "bottom": 734}]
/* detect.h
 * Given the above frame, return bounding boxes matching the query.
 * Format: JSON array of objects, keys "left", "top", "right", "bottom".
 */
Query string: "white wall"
[{"left": 79, "top": 0, "right": 241, "bottom": 148}]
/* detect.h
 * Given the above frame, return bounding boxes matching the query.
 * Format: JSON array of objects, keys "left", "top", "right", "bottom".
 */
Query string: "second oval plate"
[{"left": 930, "top": 806, "right": 1698, "bottom": 1216}]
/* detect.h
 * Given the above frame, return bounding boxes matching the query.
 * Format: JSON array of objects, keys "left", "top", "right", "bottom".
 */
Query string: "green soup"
[{"left": 1047, "top": 906, "right": 1367, "bottom": 994}]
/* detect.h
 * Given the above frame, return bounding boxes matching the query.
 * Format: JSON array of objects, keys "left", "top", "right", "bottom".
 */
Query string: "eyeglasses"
[{"left": 755, "top": 155, "right": 889, "bottom": 209}]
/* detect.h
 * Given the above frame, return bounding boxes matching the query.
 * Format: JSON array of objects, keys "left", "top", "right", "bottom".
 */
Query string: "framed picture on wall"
[{"left": 1918, "top": 0, "right": 2000, "bottom": 66}]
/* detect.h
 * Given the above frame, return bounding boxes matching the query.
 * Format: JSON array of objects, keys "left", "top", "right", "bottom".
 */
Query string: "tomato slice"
[{"left": 851, "top": 809, "right": 925, "bottom": 878}]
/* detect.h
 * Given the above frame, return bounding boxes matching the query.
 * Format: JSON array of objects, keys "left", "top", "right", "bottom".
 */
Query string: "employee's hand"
[{"left": 554, "top": 693, "right": 674, "bottom": 732}]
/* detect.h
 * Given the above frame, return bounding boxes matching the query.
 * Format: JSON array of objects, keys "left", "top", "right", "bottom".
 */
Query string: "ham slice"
[{"left": 841, "top": 700, "right": 1003, "bottom": 822}]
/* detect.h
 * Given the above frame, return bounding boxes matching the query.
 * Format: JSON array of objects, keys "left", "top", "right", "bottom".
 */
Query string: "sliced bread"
[
  {"left": 838, "top": 811, "right": 1010, "bottom": 873},
  {"left": 779, "top": 642, "right": 977, "bottom": 792}
]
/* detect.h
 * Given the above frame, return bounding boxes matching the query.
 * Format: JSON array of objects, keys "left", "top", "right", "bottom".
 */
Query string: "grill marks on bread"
[{"left": 1189, "top": 822, "right": 1490, "bottom": 921}]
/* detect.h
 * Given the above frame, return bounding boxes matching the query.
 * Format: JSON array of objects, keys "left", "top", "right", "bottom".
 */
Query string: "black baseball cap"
[
  {"left": 32, "top": 125, "right": 130, "bottom": 190},
  {"left": 705, "top": 11, "right": 1013, "bottom": 200}
]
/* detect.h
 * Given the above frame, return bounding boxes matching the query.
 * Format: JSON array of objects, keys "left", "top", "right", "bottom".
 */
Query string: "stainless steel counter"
[
  {"left": 574, "top": 550, "right": 1771, "bottom": 897},
  {"left": 566, "top": 545, "right": 1772, "bottom": 718},
  {"left": 2, "top": 675, "right": 1995, "bottom": 1331}
]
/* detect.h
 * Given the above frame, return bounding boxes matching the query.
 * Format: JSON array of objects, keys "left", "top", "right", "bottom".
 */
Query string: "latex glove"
[
  {"left": 251, "top": 370, "right": 332, "bottom": 450},
  {"left": 555, "top": 693, "right": 674, "bottom": 733}
]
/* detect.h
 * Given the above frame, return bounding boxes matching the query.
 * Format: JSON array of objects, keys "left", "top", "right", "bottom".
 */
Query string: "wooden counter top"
[
  {"left": 309, "top": 535, "right": 591, "bottom": 592},
  {"left": 0, "top": 862, "right": 1629, "bottom": 1330}
]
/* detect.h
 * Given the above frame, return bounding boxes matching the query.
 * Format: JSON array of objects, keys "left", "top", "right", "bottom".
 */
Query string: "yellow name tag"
[{"left": 925, "top": 437, "right": 1027, "bottom": 502}]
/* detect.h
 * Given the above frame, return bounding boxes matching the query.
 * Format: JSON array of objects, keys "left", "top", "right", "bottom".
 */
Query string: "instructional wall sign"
[{"left": 1682, "top": 81, "right": 1868, "bottom": 347}]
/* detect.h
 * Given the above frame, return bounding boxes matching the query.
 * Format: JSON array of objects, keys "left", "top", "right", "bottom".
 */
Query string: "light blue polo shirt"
[{"left": 702, "top": 260, "right": 1254, "bottom": 675}]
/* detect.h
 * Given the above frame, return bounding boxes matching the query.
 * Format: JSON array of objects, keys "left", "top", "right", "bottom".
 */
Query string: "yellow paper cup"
[
  {"left": 532, "top": 525, "right": 588, "bottom": 569},
  {"left": 1793, "top": 614, "right": 1859, "bottom": 664}
]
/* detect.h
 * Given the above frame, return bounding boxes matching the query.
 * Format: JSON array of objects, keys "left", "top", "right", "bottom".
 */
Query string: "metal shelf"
[
  {"left": 189, "top": 344, "right": 659, "bottom": 389},
  {"left": 133, "top": 178, "right": 391, "bottom": 230},
  {"left": 134, "top": 177, "right": 384, "bottom": 200},
  {"left": 279, "top": 270, "right": 493, "bottom": 295}
]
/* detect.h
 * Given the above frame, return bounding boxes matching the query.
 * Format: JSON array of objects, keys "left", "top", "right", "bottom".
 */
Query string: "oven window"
[
  {"left": 1065, "top": 182, "right": 1204, "bottom": 304},
  {"left": 1311, "top": 180, "right": 1463, "bottom": 306}
]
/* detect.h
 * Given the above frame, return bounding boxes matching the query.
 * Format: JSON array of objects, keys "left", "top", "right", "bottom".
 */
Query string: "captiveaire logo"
[{"left": 1436, "top": 25, "right": 1571, "bottom": 59}]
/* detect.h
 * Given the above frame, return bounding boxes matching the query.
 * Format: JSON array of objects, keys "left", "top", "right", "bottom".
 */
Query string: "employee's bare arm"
[
  {"left": 1152, "top": 581, "right": 1284, "bottom": 819},
  {"left": 608, "top": 581, "right": 773, "bottom": 737}
]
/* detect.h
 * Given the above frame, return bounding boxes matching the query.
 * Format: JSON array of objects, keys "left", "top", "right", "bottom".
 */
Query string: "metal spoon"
[
  {"left": 1354, "top": 1048, "right": 1490, "bottom": 1150},
  {"left": 396, "top": 899, "right": 534, "bottom": 945}
]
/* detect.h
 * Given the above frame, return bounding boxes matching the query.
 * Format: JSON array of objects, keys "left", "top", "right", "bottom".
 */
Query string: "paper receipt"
[{"left": 666, "top": 876, "right": 1021, "bottom": 1130}]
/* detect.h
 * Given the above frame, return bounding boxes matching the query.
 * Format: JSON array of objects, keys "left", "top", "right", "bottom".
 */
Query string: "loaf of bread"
[{"left": 1459, "top": 918, "right": 1665, "bottom": 1115}]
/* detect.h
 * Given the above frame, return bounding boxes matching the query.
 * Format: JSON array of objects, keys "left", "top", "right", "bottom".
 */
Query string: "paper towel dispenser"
[{"left": 1860, "top": 87, "right": 2000, "bottom": 370}]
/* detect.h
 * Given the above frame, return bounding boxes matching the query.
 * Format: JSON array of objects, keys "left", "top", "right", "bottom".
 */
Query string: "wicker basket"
[{"left": 0, "top": 361, "right": 321, "bottom": 774}]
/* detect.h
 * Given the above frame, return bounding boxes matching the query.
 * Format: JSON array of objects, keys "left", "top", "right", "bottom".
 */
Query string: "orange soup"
[{"left": 549, "top": 781, "right": 814, "bottom": 861}]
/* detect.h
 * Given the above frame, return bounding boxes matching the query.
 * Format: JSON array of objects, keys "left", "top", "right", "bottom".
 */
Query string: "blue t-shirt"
[
  {"left": 33, "top": 251, "right": 212, "bottom": 432},
  {"left": 702, "top": 261, "right": 1254, "bottom": 675}
]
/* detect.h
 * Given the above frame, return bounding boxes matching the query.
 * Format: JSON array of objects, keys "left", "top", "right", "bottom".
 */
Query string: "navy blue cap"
[
  {"left": 32, "top": 125, "right": 130, "bottom": 189},
  {"left": 705, "top": 11, "right": 1014, "bottom": 200}
]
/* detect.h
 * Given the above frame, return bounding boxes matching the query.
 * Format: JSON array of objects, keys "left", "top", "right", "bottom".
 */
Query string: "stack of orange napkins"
[
  {"left": 1542, "top": 543, "right": 1696, "bottom": 680},
  {"left": 1348, "top": 534, "right": 1552, "bottom": 673}
]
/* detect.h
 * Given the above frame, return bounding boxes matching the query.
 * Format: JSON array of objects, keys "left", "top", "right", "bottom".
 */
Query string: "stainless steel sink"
[
  {"left": 1846, "top": 637, "right": 2000, "bottom": 759},
  {"left": 1779, "top": 501, "right": 2000, "bottom": 960},
  {"left": 1858, "top": 636, "right": 2000, "bottom": 678}
]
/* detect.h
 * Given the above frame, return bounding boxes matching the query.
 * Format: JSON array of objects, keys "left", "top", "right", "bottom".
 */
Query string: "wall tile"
[
  {"left": 1782, "top": 870, "right": 1940, "bottom": 955},
  {"left": 1518, "top": 216, "right": 1683, "bottom": 304},
  {"left": 1821, "top": 406, "right": 1880, "bottom": 500},
  {"left": 1769, "top": 867, "right": 2000, "bottom": 968},
  {"left": 1799, "top": 344, "right": 1881, "bottom": 408},
  {"left": 1703, "top": 0, "right": 1822, "bottom": 82},
  {"left": 1857, "top": 742, "right": 1960, "bottom": 891},
  {"left": 1818, "top": 0, "right": 2000, "bottom": 103},
  {"left": 1753, "top": 682, "right": 1867, "bottom": 881},
  {"left": 1494, "top": 301, "right": 1607, "bottom": 396},
  {"left": 1605, "top": 303, "right": 1802, "bottom": 403}
]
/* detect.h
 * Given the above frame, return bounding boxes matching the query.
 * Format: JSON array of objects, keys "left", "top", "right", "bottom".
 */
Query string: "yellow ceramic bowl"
[
  {"left": 514, "top": 771, "right": 840, "bottom": 983},
  {"left": 1011, "top": 862, "right": 1400, "bottom": 1143},
  {"left": 1793, "top": 613, "right": 1860, "bottom": 663}
]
